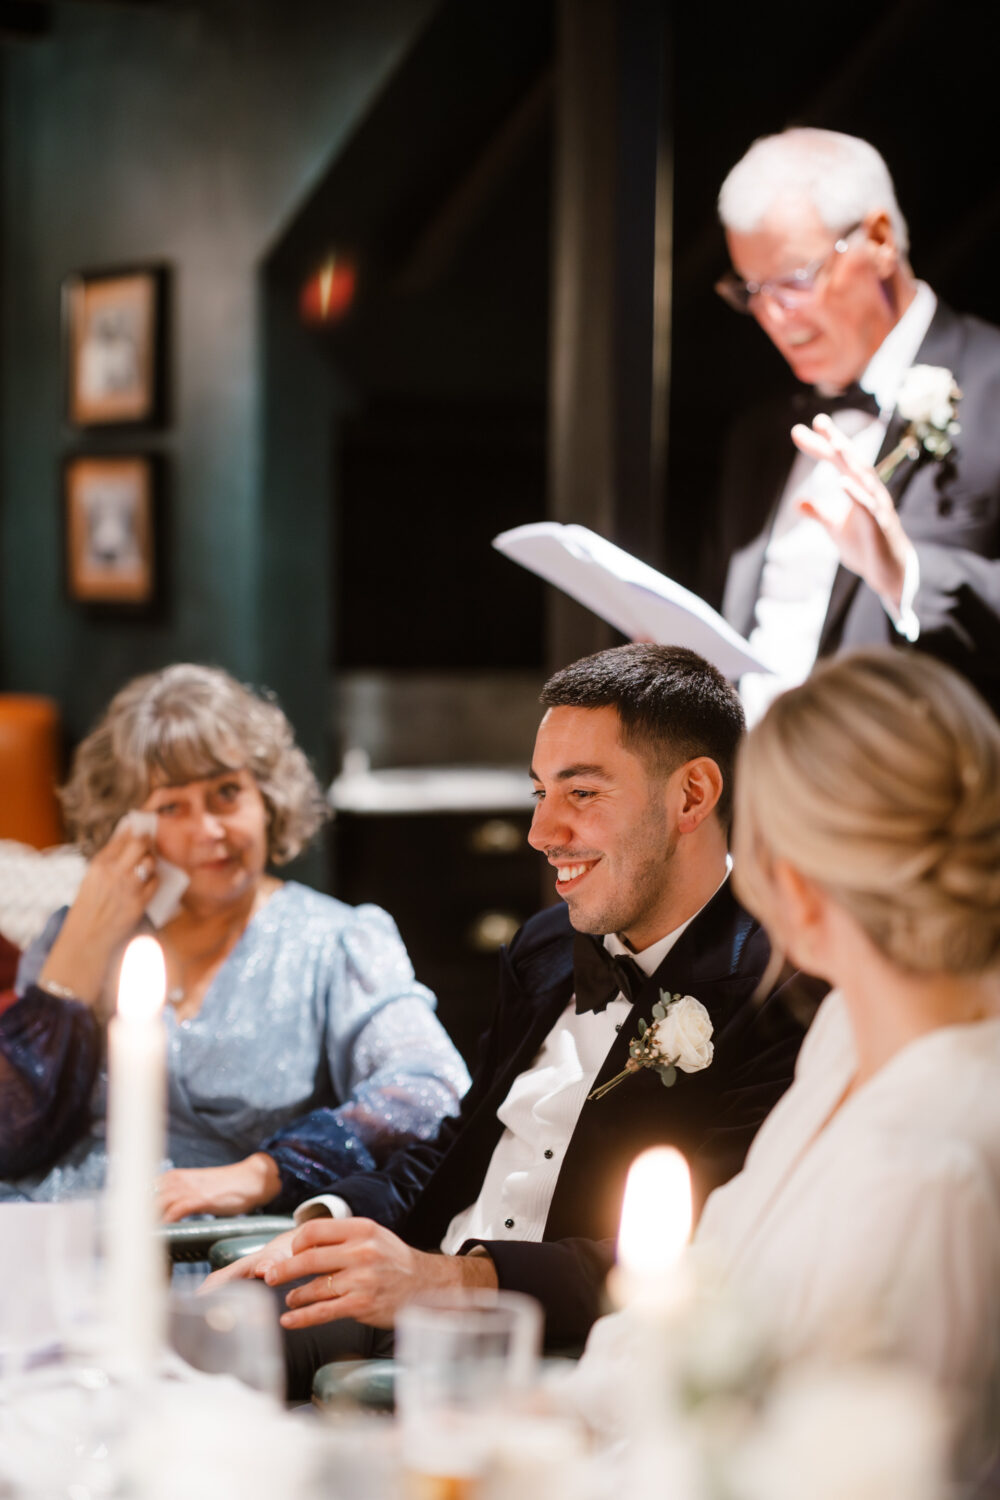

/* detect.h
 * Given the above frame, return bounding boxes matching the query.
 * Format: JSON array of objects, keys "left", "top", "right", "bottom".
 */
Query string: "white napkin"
[{"left": 120, "top": 811, "right": 189, "bottom": 927}]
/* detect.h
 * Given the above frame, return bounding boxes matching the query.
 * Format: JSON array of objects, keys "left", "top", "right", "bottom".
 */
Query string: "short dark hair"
[{"left": 540, "top": 644, "right": 745, "bottom": 827}]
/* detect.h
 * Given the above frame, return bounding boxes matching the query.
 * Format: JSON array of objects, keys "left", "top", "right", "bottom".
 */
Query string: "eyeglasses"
[{"left": 715, "top": 222, "right": 865, "bottom": 314}]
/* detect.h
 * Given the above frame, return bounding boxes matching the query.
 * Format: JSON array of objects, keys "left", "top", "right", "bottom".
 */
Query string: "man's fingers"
[
  {"left": 290, "top": 1216, "right": 370, "bottom": 1252},
  {"left": 201, "top": 1257, "right": 258, "bottom": 1291},
  {"left": 279, "top": 1293, "right": 363, "bottom": 1330},
  {"left": 791, "top": 421, "right": 833, "bottom": 462},
  {"left": 811, "top": 414, "right": 886, "bottom": 489},
  {"left": 264, "top": 1245, "right": 353, "bottom": 1287},
  {"left": 283, "top": 1271, "right": 350, "bottom": 1310},
  {"left": 793, "top": 415, "right": 881, "bottom": 491},
  {"left": 255, "top": 1248, "right": 293, "bottom": 1278},
  {"left": 797, "top": 498, "right": 827, "bottom": 530}
]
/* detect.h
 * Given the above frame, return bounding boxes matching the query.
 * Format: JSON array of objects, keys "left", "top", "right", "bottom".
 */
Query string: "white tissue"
[{"left": 120, "top": 811, "right": 189, "bottom": 927}]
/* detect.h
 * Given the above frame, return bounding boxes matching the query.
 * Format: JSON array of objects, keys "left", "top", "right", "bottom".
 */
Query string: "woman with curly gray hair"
[{"left": 0, "top": 664, "right": 469, "bottom": 1220}]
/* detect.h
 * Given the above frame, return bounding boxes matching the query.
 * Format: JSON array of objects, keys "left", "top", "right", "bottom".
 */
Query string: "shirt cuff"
[
  {"left": 293, "top": 1194, "right": 354, "bottom": 1223},
  {"left": 881, "top": 544, "right": 920, "bottom": 642}
]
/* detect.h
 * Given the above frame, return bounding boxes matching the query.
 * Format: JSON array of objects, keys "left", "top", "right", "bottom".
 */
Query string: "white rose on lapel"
[
  {"left": 877, "top": 365, "right": 962, "bottom": 483},
  {"left": 657, "top": 995, "right": 715, "bottom": 1072},
  {"left": 896, "top": 365, "right": 960, "bottom": 429},
  {"left": 588, "top": 991, "right": 714, "bottom": 1100}
]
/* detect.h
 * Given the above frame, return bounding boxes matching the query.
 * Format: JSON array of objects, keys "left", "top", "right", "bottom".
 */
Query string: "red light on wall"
[{"left": 299, "top": 256, "right": 357, "bottom": 325}]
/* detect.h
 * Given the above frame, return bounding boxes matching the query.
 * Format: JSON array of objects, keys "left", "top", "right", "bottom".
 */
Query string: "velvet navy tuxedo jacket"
[
  {"left": 710, "top": 301, "right": 1000, "bottom": 714},
  {"left": 330, "top": 883, "right": 805, "bottom": 1348}
]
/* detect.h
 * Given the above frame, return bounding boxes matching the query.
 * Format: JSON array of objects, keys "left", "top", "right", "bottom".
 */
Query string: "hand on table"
[
  {"left": 262, "top": 1217, "right": 498, "bottom": 1331},
  {"left": 38, "top": 819, "right": 160, "bottom": 1004},
  {"left": 157, "top": 1152, "right": 281, "bottom": 1223},
  {"left": 792, "top": 414, "right": 915, "bottom": 610}
]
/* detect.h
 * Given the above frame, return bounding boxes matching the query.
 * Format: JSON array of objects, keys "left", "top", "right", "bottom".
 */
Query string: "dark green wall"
[{"left": 0, "top": 0, "right": 434, "bottom": 774}]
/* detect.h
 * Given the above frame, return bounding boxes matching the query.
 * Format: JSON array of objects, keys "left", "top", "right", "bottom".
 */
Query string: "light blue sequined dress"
[{"left": 0, "top": 882, "right": 470, "bottom": 1206}]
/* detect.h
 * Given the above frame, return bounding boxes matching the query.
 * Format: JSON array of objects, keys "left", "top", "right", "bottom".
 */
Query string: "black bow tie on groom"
[
  {"left": 572, "top": 932, "right": 647, "bottom": 1015},
  {"left": 792, "top": 382, "right": 880, "bottom": 424}
]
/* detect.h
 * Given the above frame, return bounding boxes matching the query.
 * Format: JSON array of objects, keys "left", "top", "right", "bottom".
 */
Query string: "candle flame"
[
  {"left": 617, "top": 1146, "right": 692, "bottom": 1279},
  {"left": 117, "top": 936, "right": 167, "bottom": 1021}
]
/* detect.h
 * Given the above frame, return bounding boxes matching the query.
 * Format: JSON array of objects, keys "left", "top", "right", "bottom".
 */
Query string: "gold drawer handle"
[
  {"left": 466, "top": 911, "right": 522, "bottom": 953},
  {"left": 468, "top": 818, "right": 523, "bottom": 855}
]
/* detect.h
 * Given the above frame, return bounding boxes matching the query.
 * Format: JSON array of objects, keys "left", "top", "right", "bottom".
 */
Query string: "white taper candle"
[{"left": 105, "top": 935, "right": 168, "bottom": 1376}]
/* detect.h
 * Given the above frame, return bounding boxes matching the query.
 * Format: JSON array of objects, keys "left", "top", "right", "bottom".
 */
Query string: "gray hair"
[
  {"left": 61, "top": 663, "right": 328, "bottom": 863},
  {"left": 718, "top": 128, "right": 909, "bottom": 255}
]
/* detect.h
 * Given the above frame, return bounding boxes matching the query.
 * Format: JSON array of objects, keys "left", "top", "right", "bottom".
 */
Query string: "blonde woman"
[
  {"left": 567, "top": 649, "right": 1000, "bottom": 1474},
  {"left": 692, "top": 647, "right": 1000, "bottom": 1474},
  {"left": 0, "top": 665, "right": 468, "bottom": 1217}
]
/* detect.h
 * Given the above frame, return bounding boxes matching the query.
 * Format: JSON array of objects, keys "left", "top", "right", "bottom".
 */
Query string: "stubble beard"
[{"left": 566, "top": 808, "right": 680, "bottom": 942}]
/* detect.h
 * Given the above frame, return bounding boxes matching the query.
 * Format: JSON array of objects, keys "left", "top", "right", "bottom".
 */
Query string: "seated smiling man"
[{"left": 209, "top": 645, "right": 807, "bottom": 1396}]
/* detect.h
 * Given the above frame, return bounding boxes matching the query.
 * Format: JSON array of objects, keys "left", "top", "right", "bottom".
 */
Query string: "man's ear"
[
  {"left": 865, "top": 209, "right": 900, "bottom": 277},
  {"left": 674, "top": 757, "right": 724, "bottom": 835}
]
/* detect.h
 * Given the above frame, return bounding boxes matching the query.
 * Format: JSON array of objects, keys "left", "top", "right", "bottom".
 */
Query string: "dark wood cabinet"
[{"left": 332, "top": 808, "right": 544, "bottom": 1066}]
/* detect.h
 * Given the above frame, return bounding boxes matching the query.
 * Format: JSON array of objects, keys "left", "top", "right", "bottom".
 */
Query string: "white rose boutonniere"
[
  {"left": 877, "top": 364, "right": 962, "bottom": 483},
  {"left": 588, "top": 991, "right": 714, "bottom": 1101}
]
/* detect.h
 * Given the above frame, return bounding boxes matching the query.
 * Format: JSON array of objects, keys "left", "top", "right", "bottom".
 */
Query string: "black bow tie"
[
  {"left": 572, "top": 932, "right": 647, "bottom": 1015},
  {"left": 792, "top": 382, "right": 880, "bottom": 424}
]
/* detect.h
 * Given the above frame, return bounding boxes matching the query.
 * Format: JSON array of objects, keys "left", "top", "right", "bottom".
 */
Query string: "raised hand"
[
  {"left": 792, "top": 414, "right": 915, "bottom": 610},
  {"left": 37, "top": 818, "right": 161, "bottom": 1005}
]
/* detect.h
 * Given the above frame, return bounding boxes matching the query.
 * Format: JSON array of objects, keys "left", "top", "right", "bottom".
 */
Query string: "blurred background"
[{"left": 1, "top": 0, "right": 997, "bottom": 1054}]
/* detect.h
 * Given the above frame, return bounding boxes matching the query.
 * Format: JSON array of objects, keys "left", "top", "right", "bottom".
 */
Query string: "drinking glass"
[
  {"left": 167, "top": 1280, "right": 285, "bottom": 1402},
  {"left": 0, "top": 1201, "right": 97, "bottom": 1377},
  {"left": 395, "top": 1289, "right": 542, "bottom": 1497},
  {"left": 46, "top": 1197, "right": 103, "bottom": 1355},
  {"left": 0, "top": 1201, "right": 120, "bottom": 1500}
]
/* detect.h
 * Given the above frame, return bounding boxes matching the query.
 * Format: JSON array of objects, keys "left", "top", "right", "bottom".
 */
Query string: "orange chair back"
[{"left": 0, "top": 695, "right": 64, "bottom": 849}]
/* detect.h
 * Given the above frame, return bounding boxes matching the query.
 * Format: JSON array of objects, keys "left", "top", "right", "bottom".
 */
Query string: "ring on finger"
[
  {"left": 325, "top": 1274, "right": 339, "bottom": 1299},
  {"left": 134, "top": 859, "right": 152, "bottom": 883}
]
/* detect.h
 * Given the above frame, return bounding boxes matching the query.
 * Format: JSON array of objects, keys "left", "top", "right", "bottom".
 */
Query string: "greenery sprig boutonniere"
[
  {"left": 876, "top": 364, "right": 962, "bottom": 484},
  {"left": 588, "top": 991, "right": 714, "bottom": 1102}
]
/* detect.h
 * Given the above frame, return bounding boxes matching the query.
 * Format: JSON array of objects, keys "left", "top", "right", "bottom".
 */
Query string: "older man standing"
[{"left": 710, "top": 127, "right": 1000, "bottom": 719}]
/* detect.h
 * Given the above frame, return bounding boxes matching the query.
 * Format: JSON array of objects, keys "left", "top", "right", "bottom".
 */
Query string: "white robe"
[{"left": 696, "top": 991, "right": 1000, "bottom": 1474}]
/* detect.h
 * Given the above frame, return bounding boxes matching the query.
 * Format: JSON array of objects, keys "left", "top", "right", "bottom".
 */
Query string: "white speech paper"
[{"left": 493, "top": 521, "right": 773, "bottom": 680}]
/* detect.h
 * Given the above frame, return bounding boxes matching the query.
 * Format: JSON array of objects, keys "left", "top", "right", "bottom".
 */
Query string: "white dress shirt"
[
  {"left": 295, "top": 904, "right": 709, "bottom": 1243},
  {"left": 739, "top": 282, "right": 937, "bottom": 725}
]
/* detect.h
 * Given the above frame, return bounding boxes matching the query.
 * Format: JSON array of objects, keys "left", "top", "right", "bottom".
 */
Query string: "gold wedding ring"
[{"left": 326, "top": 1274, "right": 337, "bottom": 1298}]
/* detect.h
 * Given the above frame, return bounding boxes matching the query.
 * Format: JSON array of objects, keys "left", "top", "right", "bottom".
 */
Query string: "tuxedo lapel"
[
  {"left": 482, "top": 943, "right": 575, "bottom": 1120},
  {"left": 723, "top": 523, "right": 776, "bottom": 639},
  {"left": 403, "top": 955, "right": 574, "bottom": 1248},
  {"left": 587, "top": 880, "right": 754, "bottom": 1093},
  {"left": 817, "top": 302, "right": 968, "bottom": 655},
  {"left": 721, "top": 413, "right": 798, "bottom": 637},
  {"left": 719, "top": 399, "right": 803, "bottom": 633},
  {"left": 542, "top": 883, "right": 765, "bottom": 1240}
]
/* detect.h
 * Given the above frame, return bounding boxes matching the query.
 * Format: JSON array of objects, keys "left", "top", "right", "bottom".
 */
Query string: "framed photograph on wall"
[
  {"left": 63, "top": 267, "right": 167, "bottom": 427},
  {"left": 64, "top": 454, "right": 159, "bottom": 608}
]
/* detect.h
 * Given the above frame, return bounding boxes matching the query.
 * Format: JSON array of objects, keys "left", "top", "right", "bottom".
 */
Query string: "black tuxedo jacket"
[
  {"left": 712, "top": 301, "right": 1000, "bottom": 713},
  {"left": 331, "top": 884, "right": 805, "bottom": 1348}
]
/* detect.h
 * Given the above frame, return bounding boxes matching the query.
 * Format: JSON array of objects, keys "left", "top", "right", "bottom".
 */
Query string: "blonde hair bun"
[{"left": 735, "top": 649, "right": 1000, "bottom": 976}]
